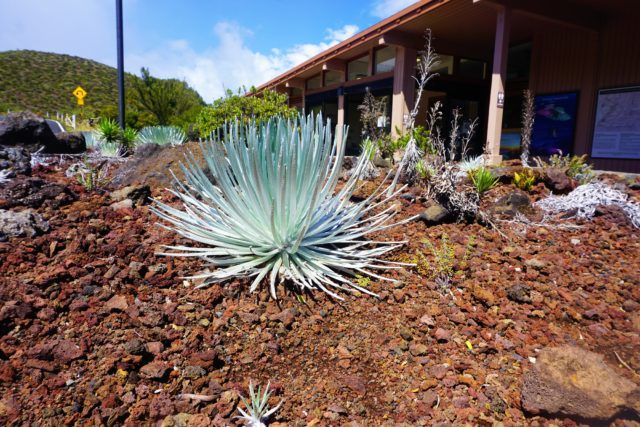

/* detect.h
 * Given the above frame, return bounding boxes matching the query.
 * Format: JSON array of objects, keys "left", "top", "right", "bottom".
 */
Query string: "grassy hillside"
[{"left": 0, "top": 50, "right": 143, "bottom": 116}]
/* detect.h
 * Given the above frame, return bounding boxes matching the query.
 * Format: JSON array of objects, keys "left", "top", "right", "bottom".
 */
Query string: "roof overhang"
[{"left": 255, "top": 0, "right": 448, "bottom": 92}]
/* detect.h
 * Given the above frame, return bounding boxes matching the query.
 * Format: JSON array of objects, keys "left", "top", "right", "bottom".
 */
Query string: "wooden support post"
[
  {"left": 391, "top": 46, "right": 417, "bottom": 138},
  {"left": 302, "top": 86, "right": 306, "bottom": 112},
  {"left": 485, "top": 5, "right": 511, "bottom": 165},
  {"left": 336, "top": 92, "right": 345, "bottom": 145}
]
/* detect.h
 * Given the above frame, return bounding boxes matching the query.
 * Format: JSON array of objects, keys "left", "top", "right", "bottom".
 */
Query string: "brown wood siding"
[
  {"left": 592, "top": 13, "right": 640, "bottom": 172},
  {"left": 530, "top": 12, "right": 640, "bottom": 172}
]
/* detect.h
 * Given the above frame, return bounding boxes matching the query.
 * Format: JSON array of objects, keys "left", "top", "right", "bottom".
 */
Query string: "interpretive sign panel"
[{"left": 592, "top": 86, "right": 640, "bottom": 159}]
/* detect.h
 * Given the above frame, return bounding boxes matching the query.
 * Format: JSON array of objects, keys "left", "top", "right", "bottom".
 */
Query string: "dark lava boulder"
[
  {"left": 491, "top": 190, "right": 532, "bottom": 217},
  {"left": 0, "top": 177, "right": 77, "bottom": 209},
  {"left": 543, "top": 167, "right": 576, "bottom": 194},
  {"left": 418, "top": 203, "right": 450, "bottom": 225},
  {"left": 0, "top": 111, "right": 58, "bottom": 149},
  {"left": 54, "top": 132, "right": 86, "bottom": 154},
  {"left": 0, "top": 112, "right": 85, "bottom": 154},
  {"left": 0, "top": 146, "right": 31, "bottom": 176}
]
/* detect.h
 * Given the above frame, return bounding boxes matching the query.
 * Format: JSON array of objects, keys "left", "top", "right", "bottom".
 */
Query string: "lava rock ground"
[{"left": 0, "top": 161, "right": 638, "bottom": 426}]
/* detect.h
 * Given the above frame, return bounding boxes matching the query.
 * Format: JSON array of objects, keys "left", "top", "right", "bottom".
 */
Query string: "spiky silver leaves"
[{"left": 151, "top": 115, "right": 413, "bottom": 300}]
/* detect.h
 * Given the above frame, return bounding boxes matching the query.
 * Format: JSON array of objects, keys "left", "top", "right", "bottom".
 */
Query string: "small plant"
[
  {"left": 136, "top": 125, "right": 187, "bottom": 147},
  {"left": 457, "top": 156, "right": 484, "bottom": 178},
  {"left": 82, "top": 131, "right": 101, "bottom": 149},
  {"left": 0, "top": 169, "right": 11, "bottom": 184},
  {"left": 563, "top": 154, "right": 595, "bottom": 184},
  {"left": 96, "top": 118, "right": 121, "bottom": 144},
  {"left": 98, "top": 142, "right": 126, "bottom": 158},
  {"left": 376, "top": 133, "right": 402, "bottom": 160},
  {"left": 70, "top": 160, "right": 110, "bottom": 191},
  {"left": 236, "top": 381, "right": 282, "bottom": 427},
  {"left": 30, "top": 146, "right": 50, "bottom": 168},
  {"left": 352, "top": 138, "right": 379, "bottom": 180},
  {"left": 355, "top": 274, "right": 372, "bottom": 288},
  {"left": 534, "top": 151, "right": 595, "bottom": 184},
  {"left": 421, "top": 234, "right": 475, "bottom": 288},
  {"left": 469, "top": 167, "right": 499, "bottom": 195},
  {"left": 120, "top": 127, "right": 139, "bottom": 148},
  {"left": 514, "top": 168, "right": 536, "bottom": 191},
  {"left": 415, "top": 159, "right": 434, "bottom": 181},
  {"left": 395, "top": 125, "right": 435, "bottom": 155}
]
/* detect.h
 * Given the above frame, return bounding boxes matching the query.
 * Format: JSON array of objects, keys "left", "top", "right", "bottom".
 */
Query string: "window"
[
  {"left": 374, "top": 46, "right": 395, "bottom": 74},
  {"left": 324, "top": 70, "right": 342, "bottom": 86},
  {"left": 431, "top": 54, "right": 454, "bottom": 75},
  {"left": 347, "top": 55, "right": 369, "bottom": 80},
  {"left": 507, "top": 43, "right": 532, "bottom": 81},
  {"left": 306, "top": 74, "right": 321, "bottom": 90},
  {"left": 458, "top": 58, "right": 486, "bottom": 79},
  {"left": 289, "top": 87, "right": 302, "bottom": 98}
]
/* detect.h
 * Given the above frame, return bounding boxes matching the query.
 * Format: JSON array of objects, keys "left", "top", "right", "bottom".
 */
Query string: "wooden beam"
[
  {"left": 285, "top": 78, "right": 304, "bottom": 89},
  {"left": 379, "top": 30, "right": 423, "bottom": 50},
  {"left": 322, "top": 58, "right": 345, "bottom": 72},
  {"left": 474, "top": 0, "right": 601, "bottom": 32},
  {"left": 485, "top": 4, "right": 511, "bottom": 165},
  {"left": 381, "top": 30, "right": 492, "bottom": 60}
]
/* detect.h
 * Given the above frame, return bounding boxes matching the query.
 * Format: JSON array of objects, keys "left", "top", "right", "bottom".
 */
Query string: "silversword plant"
[
  {"left": 136, "top": 125, "right": 187, "bottom": 147},
  {"left": 152, "top": 114, "right": 414, "bottom": 299},
  {"left": 236, "top": 381, "right": 282, "bottom": 427}
]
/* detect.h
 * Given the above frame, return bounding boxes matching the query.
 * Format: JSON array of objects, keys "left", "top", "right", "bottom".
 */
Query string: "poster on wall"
[
  {"left": 500, "top": 130, "right": 521, "bottom": 160},
  {"left": 591, "top": 86, "right": 640, "bottom": 159},
  {"left": 531, "top": 92, "right": 578, "bottom": 156}
]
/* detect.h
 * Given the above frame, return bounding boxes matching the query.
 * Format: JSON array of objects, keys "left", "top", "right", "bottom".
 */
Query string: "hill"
[
  {"left": 0, "top": 50, "right": 204, "bottom": 128},
  {"left": 0, "top": 50, "right": 142, "bottom": 115}
]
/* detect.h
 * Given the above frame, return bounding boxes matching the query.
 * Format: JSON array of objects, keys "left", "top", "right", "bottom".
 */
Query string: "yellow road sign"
[{"left": 73, "top": 86, "right": 87, "bottom": 105}]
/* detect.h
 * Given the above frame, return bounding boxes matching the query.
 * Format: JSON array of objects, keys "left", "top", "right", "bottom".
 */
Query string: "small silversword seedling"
[
  {"left": 0, "top": 169, "right": 11, "bottom": 184},
  {"left": 152, "top": 114, "right": 414, "bottom": 299},
  {"left": 236, "top": 381, "right": 281, "bottom": 427}
]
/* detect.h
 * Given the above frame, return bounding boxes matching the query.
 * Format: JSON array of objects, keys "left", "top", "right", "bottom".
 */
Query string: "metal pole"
[{"left": 116, "top": 0, "right": 125, "bottom": 129}]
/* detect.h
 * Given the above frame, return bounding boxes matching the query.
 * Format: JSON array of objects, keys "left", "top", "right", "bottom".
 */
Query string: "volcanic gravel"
[{"left": 0, "top": 163, "right": 639, "bottom": 426}]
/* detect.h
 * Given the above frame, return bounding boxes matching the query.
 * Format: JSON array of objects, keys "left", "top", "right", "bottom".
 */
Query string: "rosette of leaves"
[
  {"left": 469, "top": 166, "right": 499, "bottom": 195},
  {"left": 152, "top": 114, "right": 414, "bottom": 300},
  {"left": 96, "top": 118, "right": 121, "bottom": 144},
  {"left": 136, "top": 125, "right": 187, "bottom": 147},
  {"left": 236, "top": 381, "right": 281, "bottom": 427}
]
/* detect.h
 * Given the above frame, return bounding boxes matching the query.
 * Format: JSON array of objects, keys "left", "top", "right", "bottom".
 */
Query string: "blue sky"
[{"left": 0, "top": 0, "right": 415, "bottom": 102}]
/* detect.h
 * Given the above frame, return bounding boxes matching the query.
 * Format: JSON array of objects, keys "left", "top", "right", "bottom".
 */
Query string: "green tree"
[
  {"left": 132, "top": 67, "right": 204, "bottom": 126},
  {"left": 195, "top": 88, "right": 296, "bottom": 136}
]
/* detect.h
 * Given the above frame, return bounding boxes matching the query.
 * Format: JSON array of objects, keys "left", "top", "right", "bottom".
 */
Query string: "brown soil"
[{"left": 0, "top": 158, "right": 639, "bottom": 426}]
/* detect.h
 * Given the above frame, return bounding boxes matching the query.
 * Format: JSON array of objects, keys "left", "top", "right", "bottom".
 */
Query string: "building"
[{"left": 255, "top": 0, "right": 640, "bottom": 173}]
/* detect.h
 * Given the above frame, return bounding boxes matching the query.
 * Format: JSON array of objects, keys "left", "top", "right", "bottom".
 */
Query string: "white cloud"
[
  {"left": 371, "top": 0, "right": 417, "bottom": 19},
  {"left": 126, "top": 22, "right": 359, "bottom": 102},
  {"left": 0, "top": 0, "right": 358, "bottom": 103},
  {"left": 0, "top": 0, "right": 115, "bottom": 64}
]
